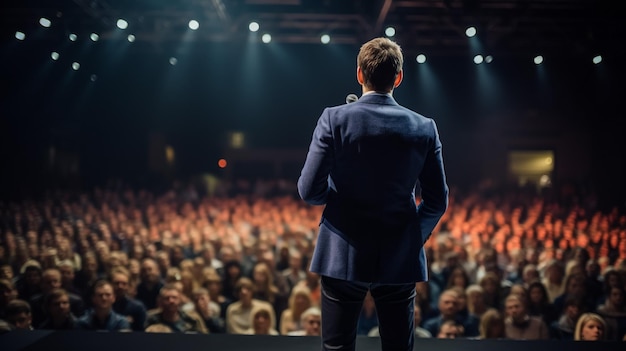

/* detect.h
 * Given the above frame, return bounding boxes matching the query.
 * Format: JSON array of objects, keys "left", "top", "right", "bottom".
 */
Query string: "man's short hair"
[
  {"left": 357, "top": 37, "right": 403, "bottom": 92},
  {"left": 44, "top": 288, "right": 69, "bottom": 308},
  {"left": 6, "top": 299, "right": 31, "bottom": 316},
  {"left": 160, "top": 283, "right": 181, "bottom": 296},
  {"left": 234, "top": 277, "right": 255, "bottom": 296},
  {"left": 91, "top": 279, "right": 113, "bottom": 295},
  {"left": 110, "top": 266, "right": 131, "bottom": 278}
]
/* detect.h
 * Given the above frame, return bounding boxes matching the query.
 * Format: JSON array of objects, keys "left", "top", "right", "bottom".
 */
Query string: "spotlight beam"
[
  {"left": 373, "top": 0, "right": 393, "bottom": 36},
  {"left": 72, "top": 0, "right": 115, "bottom": 26},
  {"left": 209, "top": 0, "right": 230, "bottom": 23}
]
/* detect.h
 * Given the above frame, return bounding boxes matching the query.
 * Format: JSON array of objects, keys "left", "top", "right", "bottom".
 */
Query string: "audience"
[{"left": 0, "top": 178, "right": 625, "bottom": 343}]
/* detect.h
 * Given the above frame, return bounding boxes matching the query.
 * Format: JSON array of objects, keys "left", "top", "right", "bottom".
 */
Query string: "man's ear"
[
  {"left": 393, "top": 69, "right": 403, "bottom": 88},
  {"left": 357, "top": 66, "right": 364, "bottom": 85}
]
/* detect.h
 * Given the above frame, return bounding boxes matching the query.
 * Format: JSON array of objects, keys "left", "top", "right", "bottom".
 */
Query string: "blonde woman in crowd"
[
  {"left": 574, "top": 313, "right": 606, "bottom": 341},
  {"left": 244, "top": 303, "right": 278, "bottom": 335},
  {"left": 279, "top": 284, "right": 313, "bottom": 335}
]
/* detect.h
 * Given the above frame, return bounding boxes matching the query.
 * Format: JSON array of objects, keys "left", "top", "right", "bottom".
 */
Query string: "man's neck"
[
  {"left": 94, "top": 308, "right": 110, "bottom": 322},
  {"left": 162, "top": 309, "right": 180, "bottom": 322},
  {"left": 362, "top": 87, "right": 393, "bottom": 96}
]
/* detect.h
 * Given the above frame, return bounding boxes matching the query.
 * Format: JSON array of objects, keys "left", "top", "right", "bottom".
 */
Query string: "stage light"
[
  {"left": 90, "top": 74, "right": 97, "bottom": 82},
  {"left": 127, "top": 34, "right": 135, "bottom": 42},
  {"left": 90, "top": 33, "right": 99, "bottom": 41},
  {"left": 218, "top": 159, "right": 228, "bottom": 168},
  {"left": 51, "top": 52, "right": 59, "bottom": 60},
  {"left": 320, "top": 34, "right": 330, "bottom": 44},
  {"left": 261, "top": 33, "right": 271, "bottom": 43},
  {"left": 485, "top": 55, "right": 493, "bottom": 63},
  {"left": 416, "top": 54, "right": 426, "bottom": 64},
  {"left": 72, "top": 62, "right": 80, "bottom": 71},
  {"left": 249, "top": 22, "right": 259, "bottom": 32},
  {"left": 69, "top": 33, "right": 77, "bottom": 41},
  {"left": 188, "top": 20, "right": 199, "bottom": 30},
  {"left": 465, "top": 26, "right": 477, "bottom": 38},
  {"left": 385, "top": 26, "right": 395, "bottom": 37},
  {"left": 15, "top": 31, "right": 25, "bottom": 40},
  {"left": 473, "top": 54, "right": 484, "bottom": 64},
  {"left": 169, "top": 57, "right": 178, "bottom": 66},
  {"left": 39, "top": 18, "right": 51, "bottom": 28},
  {"left": 117, "top": 19, "right": 128, "bottom": 30},
  {"left": 593, "top": 55, "right": 602, "bottom": 64},
  {"left": 534, "top": 55, "right": 543, "bottom": 65}
]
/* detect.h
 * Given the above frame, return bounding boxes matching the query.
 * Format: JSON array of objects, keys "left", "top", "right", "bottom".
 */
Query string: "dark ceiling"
[{"left": 3, "top": 0, "right": 626, "bottom": 57}]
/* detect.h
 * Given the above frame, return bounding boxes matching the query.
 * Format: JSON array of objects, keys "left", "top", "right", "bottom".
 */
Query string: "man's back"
[{"left": 299, "top": 93, "right": 448, "bottom": 284}]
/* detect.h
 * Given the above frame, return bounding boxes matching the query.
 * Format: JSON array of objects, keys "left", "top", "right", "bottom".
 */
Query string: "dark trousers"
[{"left": 320, "top": 276, "right": 416, "bottom": 351}]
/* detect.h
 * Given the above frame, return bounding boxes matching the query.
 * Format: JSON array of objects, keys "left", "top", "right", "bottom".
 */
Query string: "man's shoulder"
[
  {"left": 125, "top": 296, "right": 147, "bottom": 310},
  {"left": 423, "top": 315, "right": 442, "bottom": 326}
]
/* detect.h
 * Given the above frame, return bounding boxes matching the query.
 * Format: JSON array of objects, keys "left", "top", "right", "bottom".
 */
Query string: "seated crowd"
[{"left": 0, "top": 179, "right": 625, "bottom": 342}]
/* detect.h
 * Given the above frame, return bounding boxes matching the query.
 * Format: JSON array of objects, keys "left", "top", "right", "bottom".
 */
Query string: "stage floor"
[{"left": 1, "top": 330, "right": 624, "bottom": 351}]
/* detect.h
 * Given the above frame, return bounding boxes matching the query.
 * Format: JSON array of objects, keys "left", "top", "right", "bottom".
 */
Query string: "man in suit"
[{"left": 298, "top": 37, "right": 448, "bottom": 351}]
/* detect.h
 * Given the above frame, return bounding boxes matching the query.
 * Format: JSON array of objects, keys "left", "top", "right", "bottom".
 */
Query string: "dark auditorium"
[{"left": 1, "top": 1, "right": 625, "bottom": 351}]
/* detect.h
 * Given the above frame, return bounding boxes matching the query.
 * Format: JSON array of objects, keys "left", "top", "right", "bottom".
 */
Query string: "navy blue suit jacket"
[{"left": 298, "top": 93, "right": 448, "bottom": 284}]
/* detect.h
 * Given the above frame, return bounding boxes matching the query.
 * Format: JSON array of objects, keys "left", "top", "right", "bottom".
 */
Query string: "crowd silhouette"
[{"left": 1, "top": 178, "right": 625, "bottom": 342}]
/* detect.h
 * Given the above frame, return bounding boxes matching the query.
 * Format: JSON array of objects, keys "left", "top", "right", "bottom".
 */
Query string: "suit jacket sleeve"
[
  {"left": 417, "top": 119, "right": 448, "bottom": 242},
  {"left": 298, "top": 108, "right": 333, "bottom": 205}
]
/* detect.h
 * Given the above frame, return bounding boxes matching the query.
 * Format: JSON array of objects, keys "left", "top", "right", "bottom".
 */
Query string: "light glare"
[
  {"left": 385, "top": 27, "right": 395, "bottom": 37},
  {"left": 117, "top": 19, "right": 128, "bottom": 30},
  {"left": 262, "top": 33, "right": 271, "bottom": 43},
  {"left": 39, "top": 18, "right": 52, "bottom": 28},
  {"left": 249, "top": 22, "right": 260, "bottom": 32},
  {"left": 188, "top": 20, "right": 199, "bottom": 30},
  {"left": 416, "top": 54, "right": 426, "bottom": 64},
  {"left": 465, "top": 26, "right": 477, "bottom": 38},
  {"left": 321, "top": 34, "right": 330, "bottom": 44}
]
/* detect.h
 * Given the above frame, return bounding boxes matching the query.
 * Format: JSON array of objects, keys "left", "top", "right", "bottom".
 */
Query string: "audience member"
[
  {"left": 4, "top": 299, "right": 33, "bottom": 330},
  {"left": 574, "top": 312, "right": 606, "bottom": 341},
  {"left": 436, "top": 320, "right": 464, "bottom": 339},
  {"left": 504, "top": 293, "right": 549, "bottom": 340},
  {"left": 191, "top": 287, "right": 225, "bottom": 333},
  {"left": 38, "top": 289, "right": 76, "bottom": 330},
  {"left": 550, "top": 296, "right": 584, "bottom": 340},
  {"left": 279, "top": 284, "right": 312, "bottom": 335},
  {"left": 478, "top": 308, "right": 506, "bottom": 339},
  {"left": 29, "top": 268, "right": 84, "bottom": 328},
  {"left": 225, "top": 277, "right": 275, "bottom": 334},
  {"left": 244, "top": 303, "right": 278, "bottom": 335},
  {"left": 76, "top": 279, "right": 130, "bottom": 331},
  {"left": 136, "top": 258, "right": 164, "bottom": 311},
  {"left": 145, "top": 283, "right": 207, "bottom": 333},
  {"left": 110, "top": 267, "right": 147, "bottom": 331}
]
